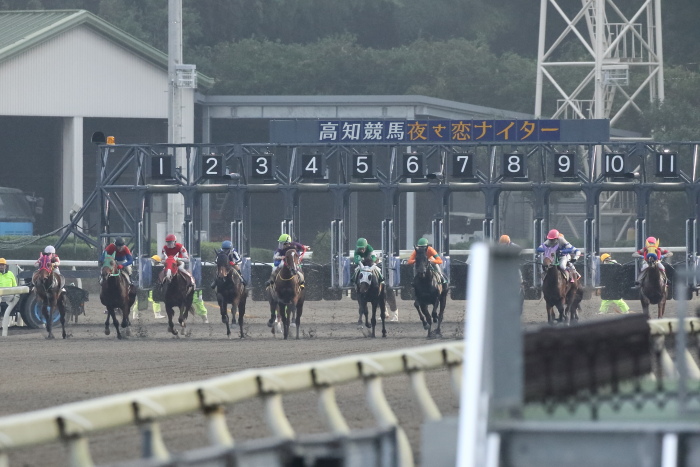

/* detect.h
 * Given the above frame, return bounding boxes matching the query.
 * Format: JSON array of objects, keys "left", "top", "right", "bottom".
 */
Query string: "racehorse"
[
  {"left": 32, "top": 256, "right": 67, "bottom": 339},
  {"left": 214, "top": 250, "right": 247, "bottom": 338},
  {"left": 639, "top": 255, "right": 667, "bottom": 319},
  {"left": 541, "top": 256, "right": 582, "bottom": 325},
  {"left": 99, "top": 253, "right": 135, "bottom": 339},
  {"left": 158, "top": 255, "right": 195, "bottom": 336},
  {"left": 411, "top": 246, "right": 448, "bottom": 338},
  {"left": 268, "top": 249, "right": 305, "bottom": 339},
  {"left": 354, "top": 257, "right": 387, "bottom": 338}
]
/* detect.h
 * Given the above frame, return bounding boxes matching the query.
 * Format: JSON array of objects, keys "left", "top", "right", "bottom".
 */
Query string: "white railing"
[
  {"left": 0, "top": 286, "right": 30, "bottom": 337},
  {"left": 0, "top": 341, "right": 464, "bottom": 467}
]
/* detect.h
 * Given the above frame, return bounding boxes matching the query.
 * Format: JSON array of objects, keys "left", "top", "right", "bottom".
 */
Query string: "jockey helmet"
[
  {"left": 546, "top": 229, "right": 559, "bottom": 240},
  {"left": 0, "top": 258, "right": 6, "bottom": 265},
  {"left": 600, "top": 253, "right": 611, "bottom": 262},
  {"left": 278, "top": 234, "right": 291, "bottom": 243},
  {"left": 356, "top": 238, "right": 368, "bottom": 249},
  {"left": 44, "top": 245, "right": 55, "bottom": 254},
  {"left": 499, "top": 234, "right": 510, "bottom": 244},
  {"left": 221, "top": 240, "right": 233, "bottom": 250},
  {"left": 416, "top": 238, "right": 429, "bottom": 247},
  {"left": 115, "top": 237, "right": 125, "bottom": 247},
  {"left": 151, "top": 255, "right": 161, "bottom": 262},
  {"left": 646, "top": 236, "right": 657, "bottom": 245},
  {"left": 165, "top": 234, "right": 177, "bottom": 242}
]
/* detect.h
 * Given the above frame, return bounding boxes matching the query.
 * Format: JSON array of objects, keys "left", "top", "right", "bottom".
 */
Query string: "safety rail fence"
[
  {"left": 0, "top": 317, "right": 698, "bottom": 466},
  {"left": 0, "top": 341, "right": 465, "bottom": 467}
]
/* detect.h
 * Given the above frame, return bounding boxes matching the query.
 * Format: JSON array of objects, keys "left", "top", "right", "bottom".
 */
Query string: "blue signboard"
[{"left": 317, "top": 119, "right": 561, "bottom": 143}]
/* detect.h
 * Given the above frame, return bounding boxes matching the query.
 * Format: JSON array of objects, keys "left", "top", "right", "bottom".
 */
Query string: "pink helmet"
[
  {"left": 165, "top": 234, "right": 176, "bottom": 242},
  {"left": 547, "top": 229, "right": 560, "bottom": 240},
  {"left": 646, "top": 236, "right": 657, "bottom": 244}
]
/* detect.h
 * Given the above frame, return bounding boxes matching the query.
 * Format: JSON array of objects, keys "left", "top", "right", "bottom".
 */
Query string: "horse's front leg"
[
  {"left": 110, "top": 307, "right": 122, "bottom": 339},
  {"left": 379, "top": 298, "right": 387, "bottom": 338},
  {"left": 57, "top": 295, "right": 69, "bottom": 339},
  {"left": 237, "top": 297, "right": 246, "bottom": 339},
  {"left": 165, "top": 305, "right": 178, "bottom": 336},
  {"left": 294, "top": 300, "right": 303, "bottom": 340},
  {"left": 413, "top": 300, "right": 429, "bottom": 330},
  {"left": 43, "top": 303, "right": 54, "bottom": 339},
  {"left": 279, "top": 303, "right": 290, "bottom": 339},
  {"left": 370, "top": 302, "right": 377, "bottom": 338},
  {"left": 218, "top": 295, "right": 231, "bottom": 338}
]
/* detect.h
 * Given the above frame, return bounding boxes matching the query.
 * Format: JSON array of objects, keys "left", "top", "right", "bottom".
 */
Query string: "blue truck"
[{"left": 0, "top": 187, "right": 42, "bottom": 235}]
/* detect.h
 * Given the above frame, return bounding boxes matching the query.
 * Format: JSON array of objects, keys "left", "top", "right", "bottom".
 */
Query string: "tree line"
[{"left": 2, "top": 0, "right": 699, "bottom": 138}]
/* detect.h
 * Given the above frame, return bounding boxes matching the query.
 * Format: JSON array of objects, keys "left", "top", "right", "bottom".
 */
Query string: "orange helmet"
[
  {"left": 547, "top": 229, "right": 559, "bottom": 240},
  {"left": 499, "top": 235, "right": 510, "bottom": 244}
]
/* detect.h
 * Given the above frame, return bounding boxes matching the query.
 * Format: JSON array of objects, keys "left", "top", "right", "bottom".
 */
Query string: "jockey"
[
  {"left": 407, "top": 238, "right": 448, "bottom": 284},
  {"left": 352, "top": 238, "right": 384, "bottom": 283},
  {"left": 498, "top": 234, "right": 520, "bottom": 248},
  {"left": 161, "top": 234, "right": 195, "bottom": 285},
  {"left": 536, "top": 229, "right": 581, "bottom": 282},
  {"left": 101, "top": 237, "right": 134, "bottom": 283},
  {"left": 211, "top": 240, "right": 246, "bottom": 288},
  {"left": 35, "top": 245, "right": 61, "bottom": 274},
  {"left": 598, "top": 253, "right": 631, "bottom": 314},
  {"left": 633, "top": 236, "right": 672, "bottom": 284},
  {"left": 267, "top": 234, "right": 307, "bottom": 287}
]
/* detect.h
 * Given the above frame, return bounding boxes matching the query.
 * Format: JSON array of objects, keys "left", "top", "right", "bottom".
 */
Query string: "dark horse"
[
  {"left": 215, "top": 250, "right": 247, "bottom": 338},
  {"left": 268, "top": 249, "right": 305, "bottom": 339},
  {"left": 412, "top": 246, "right": 448, "bottom": 338},
  {"left": 158, "top": 255, "right": 195, "bottom": 336},
  {"left": 639, "top": 256, "right": 667, "bottom": 318},
  {"left": 99, "top": 253, "right": 136, "bottom": 339},
  {"left": 32, "top": 256, "right": 67, "bottom": 339},
  {"left": 354, "top": 258, "right": 387, "bottom": 338},
  {"left": 541, "top": 256, "right": 583, "bottom": 325}
]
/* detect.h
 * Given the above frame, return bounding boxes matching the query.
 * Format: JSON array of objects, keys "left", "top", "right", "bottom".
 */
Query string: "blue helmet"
[{"left": 221, "top": 240, "right": 233, "bottom": 250}]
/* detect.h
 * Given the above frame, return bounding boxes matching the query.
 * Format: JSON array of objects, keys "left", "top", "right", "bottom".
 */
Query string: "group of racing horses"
[{"left": 29, "top": 242, "right": 668, "bottom": 340}]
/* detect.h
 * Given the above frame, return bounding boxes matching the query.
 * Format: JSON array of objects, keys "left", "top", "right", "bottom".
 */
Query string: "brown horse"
[
  {"left": 639, "top": 257, "right": 667, "bottom": 318},
  {"left": 412, "top": 246, "right": 448, "bottom": 338},
  {"left": 268, "top": 249, "right": 305, "bottom": 339},
  {"left": 541, "top": 257, "right": 582, "bottom": 325},
  {"left": 32, "top": 257, "right": 67, "bottom": 339},
  {"left": 215, "top": 250, "right": 247, "bottom": 338},
  {"left": 99, "top": 253, "right": 135, "bottom": 339},
  {"left": 158, "top": 255, "right": 195, "bottom": 336},
  {"left": 354, "top": 257, "right": 387, "bottom": 338}
]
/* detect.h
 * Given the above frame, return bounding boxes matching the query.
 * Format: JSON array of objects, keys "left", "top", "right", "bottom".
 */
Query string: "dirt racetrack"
[{"left": 0, "top": 290, "right": 694, "bottom": 466}]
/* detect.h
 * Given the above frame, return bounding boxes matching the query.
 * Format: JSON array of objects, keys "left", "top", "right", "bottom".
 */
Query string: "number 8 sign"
[{"left": 502, "top": 153, "right": 526, "bottom": 178}]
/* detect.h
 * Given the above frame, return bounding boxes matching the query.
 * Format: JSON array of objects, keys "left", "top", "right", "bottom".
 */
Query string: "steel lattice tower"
[{"left": 535, "top": 0, "right": 664, "bottom": 125}]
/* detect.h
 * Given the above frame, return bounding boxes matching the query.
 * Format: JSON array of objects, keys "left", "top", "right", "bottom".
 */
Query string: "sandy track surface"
[{"left": 0, "top": 291, "right": 691, "bottom": 466}]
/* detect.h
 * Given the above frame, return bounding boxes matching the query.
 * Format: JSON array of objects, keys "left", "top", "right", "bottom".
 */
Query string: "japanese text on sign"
[{"left": 318, "top": 120, "right": 560, "bottom": 143}]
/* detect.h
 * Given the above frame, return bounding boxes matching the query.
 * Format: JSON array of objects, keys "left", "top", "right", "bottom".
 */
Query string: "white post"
[
  {"left": 167, "top": 0, "right": 185, "bottom": 239},
  {"left": 62, "top": 116, "right": 84, "bottom": 227}
]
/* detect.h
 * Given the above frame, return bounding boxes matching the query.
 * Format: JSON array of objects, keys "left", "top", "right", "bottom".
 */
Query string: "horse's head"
[
  {"left": 37, "top": 254, "right": 53, "bottom": 273},
  {"left": 356, "top": 265, "right": 376, "bottom": 293},
  {"left": 542, "top": 256, "right": 555, "bottom": 272},
  {"left": 646, "top": 253, "right": 659, "bottom": 267},
  {"left": 101, "top": 253, "right": 118, "bottom": 280},
  {"left": 216, "top": 250, "right": 232, "bottom": 278},
  {"left": 163, "top": 255, "right": 178, "bottom": 282},
  {"left": 284, "top": 249, "right": 300, "bottom": 273},
  {"left": 413, "top": 246, "right": 429, "bottom": 277}
]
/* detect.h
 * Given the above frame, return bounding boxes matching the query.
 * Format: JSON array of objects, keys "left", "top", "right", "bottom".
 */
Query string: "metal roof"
[{"left": 0, "top": 9, "right": 213, "bottom": 87}]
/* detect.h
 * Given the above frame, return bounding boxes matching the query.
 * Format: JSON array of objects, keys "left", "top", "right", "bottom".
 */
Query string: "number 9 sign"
[{"left": 554, "top": 153, "right": 576, "bottom": 177}]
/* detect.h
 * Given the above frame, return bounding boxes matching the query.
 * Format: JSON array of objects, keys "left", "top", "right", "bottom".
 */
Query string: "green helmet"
[
  {"left": 278, "top": 234, "right": 291, "bottom": 243},
  {"left": 356, "top": 238, "right": 368, "bottom": 248},
  {"left": 416, "top": 237, "right": 429, "bottom": 247}
]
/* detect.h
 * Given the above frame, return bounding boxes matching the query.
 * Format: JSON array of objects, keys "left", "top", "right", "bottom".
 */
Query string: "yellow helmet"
[
  {"left": 151, "top": 255, "right": 161, "bottom": 262},
  {"left": 0, "top": 258, "right": 6, "bottom": 265},
  {"left": 600, "top": 253, "right": 611, "bottom": 262}
]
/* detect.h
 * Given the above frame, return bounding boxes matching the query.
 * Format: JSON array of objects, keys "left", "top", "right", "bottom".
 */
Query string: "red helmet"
[
  {"left": 547, "top": 229, "right": 559, "bottom": 240},
  {"left": 165, "top": 234, "right": 177, "bottom": 242}
]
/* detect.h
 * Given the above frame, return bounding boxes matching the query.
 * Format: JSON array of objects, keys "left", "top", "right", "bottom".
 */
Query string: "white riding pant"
[{"left": 641, "top": 262, "right": 665, "bottom": 271}]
